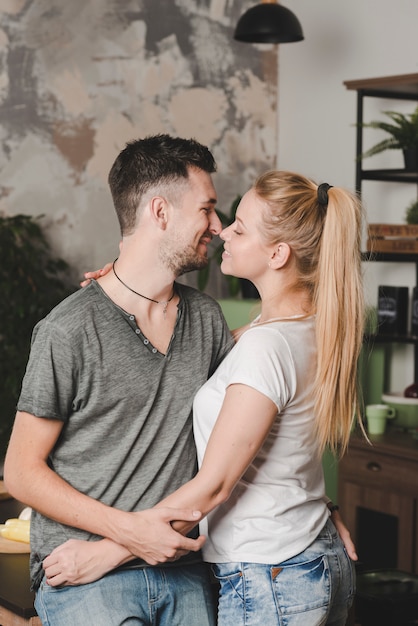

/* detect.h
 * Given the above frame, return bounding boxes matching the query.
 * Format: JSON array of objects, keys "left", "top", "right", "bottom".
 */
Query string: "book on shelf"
[
  {"left": 368, "top": 223, "right": 418, "bottom": 238},
  {"left": 367, "top": 223, "right": 418, "bottom": 253}
]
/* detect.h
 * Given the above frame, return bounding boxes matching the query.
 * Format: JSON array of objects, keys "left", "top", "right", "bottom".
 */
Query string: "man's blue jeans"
[
  {"left": 34, "top": 562, "right": 216, "bottom": 626},
  {"left": 211, "top": 519, "right": 355, "bottom": 626}
]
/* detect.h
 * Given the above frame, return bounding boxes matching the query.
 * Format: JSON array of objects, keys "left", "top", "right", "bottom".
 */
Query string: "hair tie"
[{"left": 317, "top": 182, "right": 333, "bottom": 207}]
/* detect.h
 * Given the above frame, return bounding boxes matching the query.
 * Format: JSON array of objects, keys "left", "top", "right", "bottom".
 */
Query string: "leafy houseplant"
[
  {"left": 358, "top": 106, "right": 418, "bottom": 170},
  {"left": 197, "top": 196, "right": 259, "bottom": 299},
  {"left": 405, "top": 199, "right": 418, "bottom": 224},
  {"left": 0, "top": 214, "right": 76, "bottom": 458}
]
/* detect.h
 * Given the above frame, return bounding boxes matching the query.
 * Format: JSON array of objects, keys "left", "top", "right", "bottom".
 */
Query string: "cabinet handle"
[{"left": 366, "top": 461, "right": 382, "bottom": 472}]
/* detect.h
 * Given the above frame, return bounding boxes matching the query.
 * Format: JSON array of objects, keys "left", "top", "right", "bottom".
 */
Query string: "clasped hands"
[{"left": 42, "top": 506, "right": 204, "bottom": 587}]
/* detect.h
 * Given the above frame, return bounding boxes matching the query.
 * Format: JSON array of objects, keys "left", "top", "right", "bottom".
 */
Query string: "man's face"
[{"left": 160, "top": 167, "right": 222, "bottom": 276}]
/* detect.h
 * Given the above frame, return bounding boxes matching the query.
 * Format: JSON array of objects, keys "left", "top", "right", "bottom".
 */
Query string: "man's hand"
[
  {"left": 109, "top": 506, "right": 205, "bottom": 566},
  {"left": 43, "top": 507, "right": 206, "bottom": 587}
]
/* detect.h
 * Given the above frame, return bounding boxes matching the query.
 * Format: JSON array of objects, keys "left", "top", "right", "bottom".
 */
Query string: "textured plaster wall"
[{"left": 0, "top": 0, "right": 277, "bottom": 295}]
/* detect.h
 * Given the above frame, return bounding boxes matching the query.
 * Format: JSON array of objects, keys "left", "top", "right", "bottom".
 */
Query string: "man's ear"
[
  {"left": 269, "top": 243, "right": 291, "bottom": 269},
  {"left": 149, "top": 196, "right": 169, "bottom": 229}
]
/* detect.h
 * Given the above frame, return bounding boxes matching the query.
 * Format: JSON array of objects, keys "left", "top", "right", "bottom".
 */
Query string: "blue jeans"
[
  {"left": 34, "top": 562, "right": 216, "bottom": 626},
  {"left": 211, "top": 519, "right": 355, "bottom": 626}
]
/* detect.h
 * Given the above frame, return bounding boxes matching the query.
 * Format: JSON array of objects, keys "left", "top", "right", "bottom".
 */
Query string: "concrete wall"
[{"left": 0, "top": 0, "right": 277, "bottom": 296}]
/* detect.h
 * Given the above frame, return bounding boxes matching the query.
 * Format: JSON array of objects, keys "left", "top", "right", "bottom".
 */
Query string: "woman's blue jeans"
[
  {"left": 211, "top": 519, "right": 355, "bottom": 626},
  {"left": 34, "top": 562, "right": 216, "bottom": 626}
]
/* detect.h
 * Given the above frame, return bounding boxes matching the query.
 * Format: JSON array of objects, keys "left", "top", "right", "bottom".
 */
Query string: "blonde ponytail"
[
  {"left": 254, "top": 171, "right": 364, "bottom": 456},
  {"left": 314, "top": 187, "right": 364, "bottom": 455}
]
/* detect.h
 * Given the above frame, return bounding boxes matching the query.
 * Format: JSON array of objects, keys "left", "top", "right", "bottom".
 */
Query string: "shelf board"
[
  {"left": 364, "top": 333, "right": 418, "bottom": 345},
  {"left": 344, "top": 73, "right": 418, "bottom": 98},
  {"left": 362, "top": 251, "right": 418, "bottom": 263},
  {"left": 360, "top": 169, "right": 418, "bottom": 183}
]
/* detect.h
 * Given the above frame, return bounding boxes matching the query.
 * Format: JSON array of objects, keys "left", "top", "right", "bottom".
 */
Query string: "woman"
[{"left": 44, "top": 171, "right": 363, "bottom": 625}]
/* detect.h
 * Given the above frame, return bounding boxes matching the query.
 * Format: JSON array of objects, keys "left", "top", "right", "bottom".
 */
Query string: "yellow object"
[{"left": 0, "top": 518, "right": 30, "bottom": 543}]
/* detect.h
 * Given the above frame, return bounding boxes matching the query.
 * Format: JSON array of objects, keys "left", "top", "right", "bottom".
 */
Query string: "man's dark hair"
[{"left": 108, "top": 134, "right": 217, "bottom": 234}]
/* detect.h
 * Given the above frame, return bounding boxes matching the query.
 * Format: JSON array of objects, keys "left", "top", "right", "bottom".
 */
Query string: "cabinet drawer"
[{"left": 339, "top": 447, "right": 418, "bottom": 493}]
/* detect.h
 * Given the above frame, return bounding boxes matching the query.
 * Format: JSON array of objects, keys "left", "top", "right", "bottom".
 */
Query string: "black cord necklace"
[{"left": 112, "top": 259, "right": 175, "bottom": 319}]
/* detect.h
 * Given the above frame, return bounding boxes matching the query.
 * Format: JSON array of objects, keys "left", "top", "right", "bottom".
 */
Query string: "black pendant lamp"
[{"left": 234, "top": 0, "right": 304, "bottom": 44}]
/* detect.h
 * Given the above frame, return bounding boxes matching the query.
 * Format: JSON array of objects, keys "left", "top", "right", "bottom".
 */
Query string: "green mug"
[{"left": 366, "top": 404, "right": 396, "bottom": 435}]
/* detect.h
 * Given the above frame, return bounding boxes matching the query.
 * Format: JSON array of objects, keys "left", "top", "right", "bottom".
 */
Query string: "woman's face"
[{"left": 220, "top": 188, "right": 274, "bottom": 282}]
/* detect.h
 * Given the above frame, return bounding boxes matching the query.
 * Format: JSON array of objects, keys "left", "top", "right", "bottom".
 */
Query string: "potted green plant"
[
  {"left": 197, "top": 196, "right": 259, "bottom": 299},
  {"left": 405, "top": 199, "right": 418, "bottom": 224},
  {"left": 358, "top": 106, "right": 418, "bottom": 171},
  {"left": 0, "top": 214, "right": 76, "bottom": 460}
]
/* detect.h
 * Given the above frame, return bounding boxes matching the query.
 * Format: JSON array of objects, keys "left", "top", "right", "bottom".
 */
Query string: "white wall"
[{"left": 278, "top": 0, "right": 418, "bottom": 393}]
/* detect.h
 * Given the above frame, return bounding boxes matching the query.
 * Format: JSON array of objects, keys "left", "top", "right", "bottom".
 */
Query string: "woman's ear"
[{"left": 269, "top": 243, "right": 291, "bottom": 269}]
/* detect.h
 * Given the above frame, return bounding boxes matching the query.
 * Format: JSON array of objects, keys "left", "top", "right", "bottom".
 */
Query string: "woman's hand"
[
  {"left": 80, "top": 262, "right": 113, "bottom": 288},
  {"left": 331, "top": 509, "right": 358, "bottom": 561},
  {"left": 43, "top": 538, "right": 131, "bottom": 586}
]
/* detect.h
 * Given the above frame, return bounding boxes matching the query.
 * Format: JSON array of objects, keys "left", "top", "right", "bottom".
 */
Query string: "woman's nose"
[{"left": 219, "top": 225, "right": 230, "bottom": 241}]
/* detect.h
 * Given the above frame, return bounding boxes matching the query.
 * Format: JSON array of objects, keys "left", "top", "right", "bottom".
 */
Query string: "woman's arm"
[{"left": 156, "top": 383, "right": 278, "bottom": 533}]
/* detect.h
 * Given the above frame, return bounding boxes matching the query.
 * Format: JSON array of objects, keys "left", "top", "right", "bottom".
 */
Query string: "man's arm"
[
  {"left": 37, "top": 384, "right": 275, "bottom": 587},
  {"left": 4, "top": 411, "right": 205, "bottom": 564}
]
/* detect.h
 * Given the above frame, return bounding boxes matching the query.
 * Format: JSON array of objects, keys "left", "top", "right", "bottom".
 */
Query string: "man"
[{"left": 4, "top": 134, "right": 233, "bottom": 626}]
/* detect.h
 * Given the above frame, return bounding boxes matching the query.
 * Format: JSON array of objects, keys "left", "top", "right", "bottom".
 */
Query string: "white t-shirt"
[{"left": 193, "top": 316, "right": 329, "bottom": 565}]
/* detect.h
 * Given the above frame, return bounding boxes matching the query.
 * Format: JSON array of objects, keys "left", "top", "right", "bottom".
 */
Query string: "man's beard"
[{"left": 160, "top": 243, "right": 209, "bottom": 276}]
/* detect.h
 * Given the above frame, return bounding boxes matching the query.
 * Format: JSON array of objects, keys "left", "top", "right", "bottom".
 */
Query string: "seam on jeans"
[{"left": 271, "top": 567, "right": 283, "bottom": 579}]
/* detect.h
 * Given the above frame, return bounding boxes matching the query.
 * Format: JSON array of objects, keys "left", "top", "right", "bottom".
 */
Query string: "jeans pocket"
[
  {"left": 271, "top": 555, "right": 330, "bottom": 615},
  {"left": 211, "top": 563, "right": 244, "bottom": 602}
]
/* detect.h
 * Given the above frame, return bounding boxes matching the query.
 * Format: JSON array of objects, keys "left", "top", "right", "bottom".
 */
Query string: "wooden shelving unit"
[{"left": 345, "top": 73, "right": 418, "bottom": 380}]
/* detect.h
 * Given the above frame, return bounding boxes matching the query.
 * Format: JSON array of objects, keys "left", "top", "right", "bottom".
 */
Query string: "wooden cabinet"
[{"left": 339, "top": 432, "right": 418, "bottom": 574}]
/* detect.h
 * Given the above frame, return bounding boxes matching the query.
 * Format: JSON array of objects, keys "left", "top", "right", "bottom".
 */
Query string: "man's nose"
[{"left": 209, "top": 210, "right": 222, "bottom": 235}]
